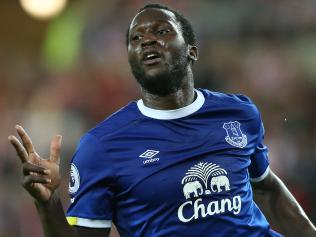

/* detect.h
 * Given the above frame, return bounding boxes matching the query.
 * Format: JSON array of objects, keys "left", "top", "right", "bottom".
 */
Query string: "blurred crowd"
[{"left": 1, "top": 0, "right": 316, "bottom": 236}]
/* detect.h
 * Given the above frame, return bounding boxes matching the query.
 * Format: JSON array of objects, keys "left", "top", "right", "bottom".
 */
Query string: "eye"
[
  {"left": 131, "top": 34, "right": 142, "bottom": 42},
  {"left": 157, "top": 29, "right": 169, "bottom": 35}
]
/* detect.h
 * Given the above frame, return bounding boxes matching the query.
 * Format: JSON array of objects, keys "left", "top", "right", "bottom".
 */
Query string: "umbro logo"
[
  {"left": 139, "top": 150, "right": 160, "bottom": 165},
  {"left": 139, "top": 150, "right": 159, "bottom": 158}
]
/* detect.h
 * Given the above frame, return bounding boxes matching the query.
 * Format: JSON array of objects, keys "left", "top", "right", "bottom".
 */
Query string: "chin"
[
  {"left": 131, "top": 61, "right": 184, "bottom": 96},
  {"left": 144, "top": 67, "right": 168, "bottom": 79},
  {"left": 142, "top": 62, "right": 169, "bottom": 77},
  {"left": 137, "top": 72, "right": 184, "bottom": 96}
]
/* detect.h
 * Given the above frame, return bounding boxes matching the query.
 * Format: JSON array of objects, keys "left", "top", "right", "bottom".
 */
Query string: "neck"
[{"left": 141, "top": 69, "right": 195, "bottom": 110}]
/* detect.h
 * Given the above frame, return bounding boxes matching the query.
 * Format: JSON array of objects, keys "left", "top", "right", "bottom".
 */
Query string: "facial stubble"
[{"left": 129, "top": 46, "right": 189, "bottom": 96}]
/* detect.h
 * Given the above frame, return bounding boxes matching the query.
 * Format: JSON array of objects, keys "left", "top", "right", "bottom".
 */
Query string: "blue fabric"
[{"left": 66, "top": 88, "right": 282, "bottom": 237}]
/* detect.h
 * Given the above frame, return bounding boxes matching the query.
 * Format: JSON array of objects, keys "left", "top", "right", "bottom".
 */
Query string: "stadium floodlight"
[{"left": 20, "top": 0, "right": 68, "bottom": 20}]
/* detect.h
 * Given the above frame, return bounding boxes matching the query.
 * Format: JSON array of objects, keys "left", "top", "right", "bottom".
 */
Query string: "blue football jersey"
[{"left": 66, "top": 89, "right": 283, "bottom": 237}]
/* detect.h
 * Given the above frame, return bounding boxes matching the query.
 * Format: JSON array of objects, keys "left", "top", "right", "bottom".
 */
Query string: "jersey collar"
[{"left": 137, "top": 89, "right": 205, "bottom": 120}]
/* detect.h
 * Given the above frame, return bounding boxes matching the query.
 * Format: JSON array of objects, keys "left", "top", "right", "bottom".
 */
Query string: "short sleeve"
[
  {"left": 66, "top": 133, "right": 114, "bottom": 228},
  {"left": 249, "top": 117, "right": 270, "bottom": 182}
]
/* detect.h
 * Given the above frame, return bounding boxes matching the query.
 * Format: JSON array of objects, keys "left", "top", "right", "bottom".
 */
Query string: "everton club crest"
[{"left": 223, "top": 121, "right": 247, "bottom": 148}]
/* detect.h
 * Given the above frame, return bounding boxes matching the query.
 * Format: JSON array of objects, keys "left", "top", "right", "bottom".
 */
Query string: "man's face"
[{"left": 127, "top": 8, "right": 189, "bottom": 96}]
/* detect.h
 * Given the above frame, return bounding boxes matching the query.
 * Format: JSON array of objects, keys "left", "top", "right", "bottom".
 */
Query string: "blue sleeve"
[
  {"left": 66, "top": 133, "right": 114, "bottom": 228},
  {"left": 249, "top": 118, "right": 270, "bottom": 182}
]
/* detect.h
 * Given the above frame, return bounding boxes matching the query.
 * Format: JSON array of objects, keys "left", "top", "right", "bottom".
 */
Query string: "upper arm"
[
  {"left": 251, "top": 169, "right": 275, "bottom": 191},
  {"left": 251, "top": 169, "right": 282, "bottom": 195},
  {"left": 248, "top": 107, "right": 277, "bottom": 192},
  {"left": 66, "top": 133, "right": 115, "bottom": 229},
  {"left": 74, "top": 226, "right": 111, "bottom": 237},
  {"left": 249, "top": 113, "right": 270, "bottom": 183}
]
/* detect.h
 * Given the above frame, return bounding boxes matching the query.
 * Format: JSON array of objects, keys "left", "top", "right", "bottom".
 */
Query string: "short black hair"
[{"left": 126, "top": 3, "right": 196, "bottom": 47}]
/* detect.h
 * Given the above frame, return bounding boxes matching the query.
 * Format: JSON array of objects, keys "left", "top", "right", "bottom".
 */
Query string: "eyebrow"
[{"left": 130, "top": 20, "right": 174, "bottom": 31}]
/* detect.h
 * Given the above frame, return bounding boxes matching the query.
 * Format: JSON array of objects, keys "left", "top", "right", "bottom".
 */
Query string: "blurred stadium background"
[{"left": 1, "top": 0, "right": 316, "bottom": 236}]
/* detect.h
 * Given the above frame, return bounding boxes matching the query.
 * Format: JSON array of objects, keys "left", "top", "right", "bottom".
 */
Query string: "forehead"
[{"left": 129, "top": 8, "right": 181, "bottom": 32}]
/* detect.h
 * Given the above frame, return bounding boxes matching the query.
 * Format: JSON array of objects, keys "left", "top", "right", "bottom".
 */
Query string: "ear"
[{"left": 188, "top": 45, "right": 198, "bottom": 62}]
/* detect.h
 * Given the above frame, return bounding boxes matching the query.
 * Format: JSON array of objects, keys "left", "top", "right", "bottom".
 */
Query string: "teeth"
[
  {"left": 147, "top": 54, "right": 156, "bottom": 59},
  {"left": 145, "top": 53, "right": 158, "bottom": 59}
]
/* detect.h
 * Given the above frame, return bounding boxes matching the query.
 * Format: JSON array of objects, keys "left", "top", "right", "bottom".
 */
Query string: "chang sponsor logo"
[
  {"left": 177, "top": 162, "right": 242, "bottom": 223},
  {"left": 178, "top": 195, "right": 242, "bottom": 222}
]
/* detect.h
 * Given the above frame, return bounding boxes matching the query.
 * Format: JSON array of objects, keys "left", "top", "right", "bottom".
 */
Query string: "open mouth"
[{"left": 142, "top": 51, "right": 163, "bottom": 65}]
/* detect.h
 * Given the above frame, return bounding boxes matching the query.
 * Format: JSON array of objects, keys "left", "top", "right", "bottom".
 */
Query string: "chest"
[{"left": 109, "top": 116, "right": 257, "bottom": 201}]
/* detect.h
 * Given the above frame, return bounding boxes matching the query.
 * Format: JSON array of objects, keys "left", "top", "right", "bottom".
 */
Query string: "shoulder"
[
  {"left": 70, "top": 102, "right": 141, "bottom": 169},
  {"left": 199, "top": 88, "right": 260, "bottom": 116},
  {"left": 86, "top": 101, "right": 142, "bottom": 141},
  {"left": 200, "top": 88, "right": 254, "bottom": 105}
]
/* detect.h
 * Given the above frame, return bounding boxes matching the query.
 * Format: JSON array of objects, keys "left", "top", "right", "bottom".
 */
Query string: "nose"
[{"left": 141, "top": 33, "right": 158, "bottom": 48}]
